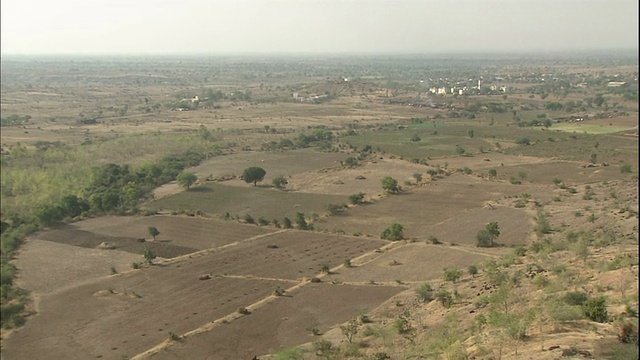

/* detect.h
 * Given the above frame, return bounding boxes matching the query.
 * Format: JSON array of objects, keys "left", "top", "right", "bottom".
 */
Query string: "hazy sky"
[{"left": 1, "top": 0, "right": 638, "bottom": 55}]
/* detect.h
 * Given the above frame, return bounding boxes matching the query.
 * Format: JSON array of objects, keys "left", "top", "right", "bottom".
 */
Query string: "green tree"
[
  {"left": 381, "top": 223, "right": 404, "bottom": 240},
  {"left": 381, "top": 176, "right": 400, "bottom": 194},
  {"left": 242, "top": 167, "right": 266, "bottom": 186},
  {"left": 148, "top": 226, "right": 159, "bottom": 241},
  {"left": 488, "top": 169, "right": 497, "bottom": 177},
  {"left": 410, "top": 133, "right": 421, "bottom": 142},
  {"left": 176, "top": 171, "right": 197, "bottom": 190},
  {"left": 468, "top": 129, "right": 474, "bottom": 138},
  {"left": 444, "top": 268, "right": 463, "bottom": 283},
  {"left": 476, "top": 229, "right": 495, "bottom": 247},
  {"left": 143, "top": 248, "right": 156, "bottom": 264},
  {"left": 413, "top": 173, "right": 423, "bottom": 183},
  {"left": 468, "top": 265, "right": 479, "bottom": 277},
  {"left": 455, "top": 145, "right": 466, "bottom": 155},
  {"left": 295, "top": 212, "right": 310, "bottom": 230},
  {"left": 582, "top": 296, "right": 608, "bottom": 322},
  {"left": 272, "top": 175, "right": 288, "bottom": 189},
  {"left": 486, "top": 221, "right": 500, "bottom": 239}
]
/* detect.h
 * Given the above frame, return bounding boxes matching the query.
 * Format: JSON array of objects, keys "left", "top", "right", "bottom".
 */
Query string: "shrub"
[
  {"left": 243, "top": 214, "right": 255, "bottom": 224},
  {"left": 416, "top": 283, "right": 434, "bottom": 302},
  {"left": 468, "top": 265, "right": 478, "bottom": 277},
  {"left": 381, "top": 223, "right": 404, "bottom": 240},
  {"left": 444, "top": 268, "right": 463, "bottom": 283},
  {"left": 327, "top": 203, "right": 347, "bottom": 215},
  {"left": 535, "top": 211, "right": 552, "bottom": 234},
  {"left": 349, "top": 192, "right": 366, "bottom": 205},
  {"left": 621, "top": 164, "right": 632, "bottom": 173},
  {"left": 282, "top": 217, "right": 292, "bottom": 229},
  {"left": 257, "top": 217, "right": 270, "bottom": 226},
  {"left": 513, "top": 245, "right": 527, "bottom": 256},
  {"left": 532, "top": 274, "right": 550, "bottom": 288},
  {"left": 583, "top": 296, "right": 608, "bottom": 322},
  {"left": 476, "top": 229, "right": 494, "bottom": 247},
  {"left": 619, "top": 320, "right": 639, "bottom": 345},
  {"left": 320, "top": 263, "right": 331, "bottom": 274},
  {"left": 272, "top": 175, "right": 288, "bottom": 189},
  {"left": 436, "top": 290, "right": 454, "bottom": 308},
  {"left": 549, "top": 304, "right": 584, "bottom": 322},
  {"left": 295, "top": 212, "right": 311, "bottom": 230},
  {"left": 381, "top": 176, "right": 400, "bottom": 194},
  {"left": 428, "top": 235, "right": 441, "bottom": 244}
]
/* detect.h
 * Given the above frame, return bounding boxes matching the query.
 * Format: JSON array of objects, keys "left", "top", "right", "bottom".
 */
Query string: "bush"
[
  {"left": 476, "top": 229, "right": 494, "bottom": 247},
  {"left": 583, "top": 296, "right": 608, "bottom": 322},
  {"left": 416, "top": 283, "right": 434, "bottom": 302},
  {"left": 349, "top": 192, "right": 366, "bottom": 205},
  {"left": 243, "top": 214, "right": 255, "bottom": 224},
  {"left": 381, "top": 223, "right": 404, "bottom": 240},
  {"left": 272, "top": 175, "right": 288, "bottom": 189},
  {"left": 563, "top": 291, "right": 589, "bottom": 306},
  {"left": 428, "top": 235, "right": 441, "bottom": 244},
  {"left": 621, "top": 164, "right": 632, "bottom": 174},
  {"left": 468, "top": 265, "right": 478, "bottom": 277},
  {"left": 549, "top": 304, "right": 584, "bottom": 322},
  {"left": 436, "top": 290, "right": 454, "bottom": 308},
  {"left": 619, "top": 320, "right": 639, "bottom": 345},
  {"left": 444, "top": 268, "right": 463, "bottom": 283},
  {"left": 381, "top": 176, "right": 400, "bottom": 194}
]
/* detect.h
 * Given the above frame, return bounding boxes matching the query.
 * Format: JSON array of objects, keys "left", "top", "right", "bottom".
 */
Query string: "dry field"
[
  {"left": 316, "top": 173, "right": 544, "bottom": 238},
  {"left": 74, "top": 215, "right": 276, "bottom": 251},
  {"left": 324, "top": 243, "right": 497, "bottom": 284},
  {"left": 147, "top": 284, "right": 405, "bottom": 360}
]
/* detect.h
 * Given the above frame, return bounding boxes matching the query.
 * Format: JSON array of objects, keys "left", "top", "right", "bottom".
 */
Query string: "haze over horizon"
[{"left": 1, "top": 0, "right": 638, "bottom": 56}]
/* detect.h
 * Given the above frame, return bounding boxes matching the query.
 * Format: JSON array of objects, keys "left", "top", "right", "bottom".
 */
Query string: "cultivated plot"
[
  {"left": 324, "top": 243, "right": 494, "bottom": 283},
  {"left": 148, "top": 283, "right": 405, "bottom": 360},
  {"left": 147, "top": 182, "right": 351, "bottom": 220}
]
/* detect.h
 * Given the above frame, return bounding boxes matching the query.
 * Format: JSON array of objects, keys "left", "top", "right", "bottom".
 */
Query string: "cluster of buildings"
[{"left": 429, "top": 80, "right": 507, "bottom": 96}]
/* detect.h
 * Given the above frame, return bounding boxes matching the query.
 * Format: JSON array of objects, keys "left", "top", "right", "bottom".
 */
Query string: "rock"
[
  {"left": 199, "top": 274, "right": 212, "bottom": 280},
  {"left": 548, "top": 345, "right": 561, "bottom": 351}
]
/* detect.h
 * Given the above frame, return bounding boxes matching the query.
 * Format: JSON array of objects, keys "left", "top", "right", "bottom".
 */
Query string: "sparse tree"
[
  {"left": 295, "top": 212, "right": 310, "bottom": 230},
  {"left": 143, "top": 248, "right": 156, "bottom": 264},
  {"left": 176, "top": 171, "right": 197, "bottom": 190},
  {"left": 469, "top": 264, "right": 479, "bottom": 277},
  {"left": 148, "top": 226, "right": 159, "bottom": 241},
  {"left": 381, "top": 223, "right": 404, "bottom": 240},
  {"left": 381, "top": 176, "right": 400, "bottom": 194},
  {"left": 340, "top": 318, "right": 359, "bottom": 344},
  {"left": 282, "top": 217, "right": 292, "bottom": 229},
  {"left": 444, "top": 267, "right": 464, "bottom": 283},
  {"left": 242, "top": 166, "right": 266, "bottom": 186}
]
